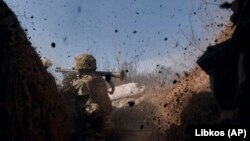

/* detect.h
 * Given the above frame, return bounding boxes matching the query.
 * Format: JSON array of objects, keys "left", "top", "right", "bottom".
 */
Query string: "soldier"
[
  {"left": 219, "top": 0, "right": 250, "bottom": 124},
  {"left": 72, "top": 54, "right": 113, "bottom": 141},
  {"left": 198, "top": 0, "right": 250, "bottom": 124},
  {"left": 229, "top": 0, "right": 250, "bottom": 124}
]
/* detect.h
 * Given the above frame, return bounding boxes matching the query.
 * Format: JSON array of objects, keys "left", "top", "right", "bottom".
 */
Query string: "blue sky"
[{"left": 6, "top": 0, "right": 231, "bottom": 77}]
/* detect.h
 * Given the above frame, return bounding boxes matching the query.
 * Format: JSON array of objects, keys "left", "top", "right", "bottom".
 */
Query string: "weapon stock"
[{"left": 96, "top": 70, "right": 125, "bottom": 82}]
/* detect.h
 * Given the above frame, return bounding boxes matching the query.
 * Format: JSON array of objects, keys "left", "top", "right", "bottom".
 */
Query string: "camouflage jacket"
[{"left": 73, "top": 71, "right": 112, "bottom": 118}]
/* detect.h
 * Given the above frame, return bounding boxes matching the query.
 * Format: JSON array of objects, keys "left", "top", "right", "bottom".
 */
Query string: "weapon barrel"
[
  {"left": 55, "top": 67, "right": 78, "bottom": 73},
  {"left": 55, "top": 67, "right": 125, "bottom": 81}
]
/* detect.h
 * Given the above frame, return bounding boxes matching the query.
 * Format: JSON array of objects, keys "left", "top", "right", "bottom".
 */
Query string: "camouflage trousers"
[
  {"left": 72, "top": 115, "right": 113, "bottom": 141},
  {"left": 86, "top": 115, "right": 114, "bottom": 140}
]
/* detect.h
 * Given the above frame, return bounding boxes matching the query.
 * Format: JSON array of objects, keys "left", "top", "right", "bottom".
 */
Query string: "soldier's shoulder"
[
  {"left": 74, "top": 73, "right": 104, "bottom": 85},
  {"left": 92, "top": 73, "right": 106, "bottom": 82}
]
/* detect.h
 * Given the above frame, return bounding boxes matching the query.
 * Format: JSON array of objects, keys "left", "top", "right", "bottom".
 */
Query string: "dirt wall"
[{"left": 0, "top": 1, "right": 71, "bottom": 141}]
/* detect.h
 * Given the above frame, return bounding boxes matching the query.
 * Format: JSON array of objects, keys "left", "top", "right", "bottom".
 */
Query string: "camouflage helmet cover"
[{"left": 74, "top": 54, "right": 97, "bottom": 70}]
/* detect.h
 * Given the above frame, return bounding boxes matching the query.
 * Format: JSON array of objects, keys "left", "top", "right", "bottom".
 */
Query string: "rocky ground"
[{"left": 109, "top": 67, "right": 232, "bottom": 141}]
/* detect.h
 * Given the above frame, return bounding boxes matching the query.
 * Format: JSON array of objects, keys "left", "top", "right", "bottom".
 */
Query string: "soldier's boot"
[
  {"left": 86, "top": 116, "right": 114, "bottom": 141},
  {"left": 100, "top": 115, "right": 114, "bottom": 138},
  {"left": 85, "top": 130, "right": 109, "bottom": 141}
]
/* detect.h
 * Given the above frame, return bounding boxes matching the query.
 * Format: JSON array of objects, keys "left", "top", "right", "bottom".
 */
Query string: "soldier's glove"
[{"left": 105, "top": 74, "right": 112, "bottom": 82}]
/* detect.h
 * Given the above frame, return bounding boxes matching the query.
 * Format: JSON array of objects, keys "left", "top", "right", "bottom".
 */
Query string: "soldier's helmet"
[{"left": 74, "top": 54, "right": 97, "bottom": 70}]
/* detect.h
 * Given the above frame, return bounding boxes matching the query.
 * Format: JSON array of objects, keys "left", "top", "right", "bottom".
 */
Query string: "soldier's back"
[{"left": 75, "top": 72, "right": 112, "bottom": 117}]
